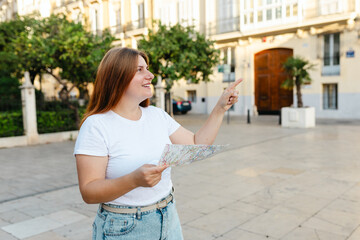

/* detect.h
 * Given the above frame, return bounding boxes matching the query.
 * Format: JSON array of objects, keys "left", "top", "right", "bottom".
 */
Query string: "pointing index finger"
[{"left": 227, "top": 78, "right": 243, "bottom": 91}]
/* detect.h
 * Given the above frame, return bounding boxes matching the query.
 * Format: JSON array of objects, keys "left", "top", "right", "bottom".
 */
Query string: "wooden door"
[{"left": 254, "top": 48, "right": 293, "bottom": 113}]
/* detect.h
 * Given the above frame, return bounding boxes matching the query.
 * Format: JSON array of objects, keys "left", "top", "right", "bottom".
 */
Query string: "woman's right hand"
[{"left": 132, "top": 164, "right": 168, "bottom": 187}]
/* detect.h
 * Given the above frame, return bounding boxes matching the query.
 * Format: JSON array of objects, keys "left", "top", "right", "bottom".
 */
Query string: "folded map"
[{"left": 158, "top": 144, "right": 228, "bottom": 167}]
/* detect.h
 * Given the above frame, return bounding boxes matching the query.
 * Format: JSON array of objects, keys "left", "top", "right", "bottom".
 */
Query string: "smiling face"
[{"left": 123, "top": 55, "right": 154, "bottom": 103}]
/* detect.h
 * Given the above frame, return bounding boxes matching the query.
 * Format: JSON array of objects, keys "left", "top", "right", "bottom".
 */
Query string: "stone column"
[
  {"left": 20, "top": 72, "right": 39, "bottom": 145},
  {"left": 155, "top": 75, "right": 165, "bottom": 110}
]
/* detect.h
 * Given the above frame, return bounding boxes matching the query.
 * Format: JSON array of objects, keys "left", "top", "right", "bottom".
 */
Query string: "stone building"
[{"left": 2, "top": 0, "right": 360, "bottom": 119}]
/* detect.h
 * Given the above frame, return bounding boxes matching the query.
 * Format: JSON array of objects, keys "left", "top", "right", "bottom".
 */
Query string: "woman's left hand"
[{"left": 215, "top": 78, "right": 243, "bottom": 112}]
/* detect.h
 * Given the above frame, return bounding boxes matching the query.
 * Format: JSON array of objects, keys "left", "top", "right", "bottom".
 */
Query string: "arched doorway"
[{"left": 254, "top": 48, "right": 293, "bottom": 114}]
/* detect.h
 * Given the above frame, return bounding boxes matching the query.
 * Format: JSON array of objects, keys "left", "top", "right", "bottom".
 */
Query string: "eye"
[{"left": 137, "top": 68, "right": 142, "bottom": 72}]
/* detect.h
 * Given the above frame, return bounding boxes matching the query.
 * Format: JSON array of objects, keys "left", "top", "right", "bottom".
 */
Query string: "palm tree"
[{"left": 282, "top": 56, "right": 316, "bottom": 108}]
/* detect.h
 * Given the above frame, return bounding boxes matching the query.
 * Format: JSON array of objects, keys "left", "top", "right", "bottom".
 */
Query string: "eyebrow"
[{"left": 137, "top": 65, "right": 149, "bottom": 68}]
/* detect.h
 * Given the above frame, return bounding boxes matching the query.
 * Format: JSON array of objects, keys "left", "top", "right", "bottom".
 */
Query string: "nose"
[{"left": 146, "top": 69, "right": 154, "bottom": 80}]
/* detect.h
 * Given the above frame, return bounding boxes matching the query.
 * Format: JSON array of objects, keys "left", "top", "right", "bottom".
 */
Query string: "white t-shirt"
[{"left": 74, "top": 106, "right": 180, "bottom": 206}]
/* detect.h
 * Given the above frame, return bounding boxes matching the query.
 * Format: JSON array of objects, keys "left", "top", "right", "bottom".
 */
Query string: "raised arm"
[
  {"left": 170, "top": 79, "right": 242, "bottom": 145},
  {"left": 76, "top": 155, "right": 167, "bottom": 204}
]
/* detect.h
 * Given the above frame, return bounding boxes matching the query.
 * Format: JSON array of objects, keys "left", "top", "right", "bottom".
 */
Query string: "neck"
[{"left": 112, "top": 98, "right": 142, "bottom": 120}]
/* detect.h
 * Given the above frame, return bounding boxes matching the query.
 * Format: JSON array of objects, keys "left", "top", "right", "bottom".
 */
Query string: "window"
[
  {"left": 187, "top": 90, "right": 197, "bottom": 103},
  {"left": 91, "top": 8, "right": 99, "bottom": 35},
  {"left": 137, "top": 2, "right": 145, "bottom": 28},
  {"left": 115, "top": 5, "right": 122, "bottom": 33},
  {"left": 320, "top": 0, "right": 343, "bottom": 15},
  {"left": 323, "top": 84, "right": 338, "bottom": 109},
  {"left": 221, "top": 47, "right": 236, "bottom": 82},
  {"left": 217, "top": 0, "right": 239, "bottom": 34},
  {"left": 322, "top": 33, "right": 340, "bottom": 75},
  {"left": 241, "top": 0, "right": 300, "bottom": 30}
]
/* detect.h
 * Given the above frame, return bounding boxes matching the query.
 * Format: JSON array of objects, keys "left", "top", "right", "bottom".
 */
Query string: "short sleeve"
[
  {"left": 158, "top": 108, "right": 181, "bottom": 136},
  {"left": 73, "top": 117, "right": 108, "bottom": 156}
]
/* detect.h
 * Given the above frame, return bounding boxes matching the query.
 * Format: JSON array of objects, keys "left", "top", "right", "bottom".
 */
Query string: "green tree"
[
  {"left": 39, "top": 14, "right": 115, "bottom": 102},
  {"left": 138, "top": 22, "right": 220, "bottom": 91},
  {"left": 282, "top": 56, "right": 316, "bottom": 108},
  {"left": 0, "top": 14, "right": 115, "bottom": 127}
]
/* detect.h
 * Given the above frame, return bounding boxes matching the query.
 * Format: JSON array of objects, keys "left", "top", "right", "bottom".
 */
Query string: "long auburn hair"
[{"left": 80, "top": 47, "right": 150, "bottom": 127}]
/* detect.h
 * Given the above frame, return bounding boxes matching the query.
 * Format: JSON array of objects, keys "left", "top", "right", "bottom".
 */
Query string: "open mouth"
[{"left": 142, "top": 84, "right": 151, "bottom": 88}]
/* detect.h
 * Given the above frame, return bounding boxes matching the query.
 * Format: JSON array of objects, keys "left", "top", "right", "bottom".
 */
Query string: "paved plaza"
[{"left": 0, "top": 114, "right": 359, "bottom": 240}]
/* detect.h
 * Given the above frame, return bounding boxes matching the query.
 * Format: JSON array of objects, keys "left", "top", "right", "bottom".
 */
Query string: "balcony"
[
  {"left": 109, "top": 24, "right": 124, "bottom": 34},
  {"left": 207, "top": 16, "right": 240, "bottom": 36},
  {"left": 124, "top": 18, "right": 147, "bottom": 32}
]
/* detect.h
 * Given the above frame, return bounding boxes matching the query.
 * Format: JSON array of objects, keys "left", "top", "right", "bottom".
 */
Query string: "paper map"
[{"left": 158, "top": 144, "right": 228, "bottom": 167}]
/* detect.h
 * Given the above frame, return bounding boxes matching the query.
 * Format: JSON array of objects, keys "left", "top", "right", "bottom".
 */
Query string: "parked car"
[{"left": 172, "top": 96, "right": 192, "bottom": 114}]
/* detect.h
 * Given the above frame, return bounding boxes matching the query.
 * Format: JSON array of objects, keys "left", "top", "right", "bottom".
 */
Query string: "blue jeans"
[{"left": 93, "top": 199, "right": 183, "bottom": 240}]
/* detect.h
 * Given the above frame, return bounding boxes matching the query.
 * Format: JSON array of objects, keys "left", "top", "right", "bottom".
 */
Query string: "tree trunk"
[
  {"left": 67, "top": 102, "right": 80, "bottom": 129},
  {"left": 296, "top": 77, "right": 303, "bottom": 108}
]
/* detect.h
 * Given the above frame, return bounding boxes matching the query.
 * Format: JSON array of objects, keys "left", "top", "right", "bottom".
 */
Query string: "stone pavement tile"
[
  {"left": 180, "top": 194, "right": 238, "bottom": 215},
  {"left": 213, "top": 237, "right": 231, "bottom": 240},
  {"left": 0, "top": 209, "right": 32, "bottom": 224},
  {"left": 240, "top": 185, "right": 295, "bottom": 210},
  {"left": 348, "top": 226, "right": 360, "bottom": 240},
  {"left": 281, "top": 226, "right": 346, "bottom": 240},
  {"left": 327, "top": 198, "right": 360, "bottom": 215},
  {"left": 269, "top": 167, "right": 305, "bottom": 176},
  {"left": 0, "top": 196, "right": 44, "bottom": 214},
  {"left": 38, "top": 186, "right": 81, "bottom": 204},
  {"left": 245, "top": 175, "right": 285, "bottom": 188},
  {"left": 302, "top": 216, "right": 352, "bottom": 237},
  {"left": 210, "top": 181, "right": 265, "bottom": 202},
  {"left": 181, "top": 225, "right": 216, "bottom": 240},
  {"left": 0, "top": 192, "right": 18, "bottom": 203},
  {"left": 0, "top": 217, "right": 9, "bottom": 227},
  {"left": 341, "top": 183, "right": 360, "bottom": 202},
  {"left": 68, "top": 203, "right": 98, "bottom": 218},
  {"left": 299, "top": 177, "right": 353, "bottom": 200},
  {"left": 1, "top": 210, "right": 87, "bottom": 239},
  {"left": 272, "top": 194, "right": 331, "bottom": 215},
  {"left": 52, "top": 217, "right": 93, "bottom": 240},
  {"left": 224, "top": 201, "right": 267, "bottom": 216},
  {"left": 47, "top": 210, "right": 87, "bottom": 225},
  {"left": 303, "top": 208, "right": 360, "bottom": 236},
  {"left": 223, "top": 228, "right": 277, "bottom": 240},
  {"left": 238, "top": 208, "right": 308, "bottom": 239},
  {"left": 17, "top": 204, "right": 53, "bottom": 218},
  {"left": 189, "top": 160, "right": 235, "bottom": 178},
  {"left": 172, "top": 181, "right": 225, "bottom": 202},
  {"left": 0, "top": 229, "right": 18, "bottom": 240},
  {"left": 234, "top": 167, "right": 269, "bottom": 177},
  {"left": 24, "top": 231, "right": 69, "bottom": 240},
  {"left": 173, "top": 169, "right": 218, "bottom": 187},
  {"left": 209, "top": 172, "right": 251, "bottom": 187},
  {"left": 2, "top": 215, "right": 63, "bottom": 239},
  {"left": 187, "top": 207, "right": 254, "bottom": 236},
  {"left": 176, "top": 205, "right": 205, "bottom": 224}
]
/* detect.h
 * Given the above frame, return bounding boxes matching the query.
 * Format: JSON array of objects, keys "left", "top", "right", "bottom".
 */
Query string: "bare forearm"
[
  {"left": 194, "top": 107, "right": 225, "bottom": 145},
  {"left": 80, "top": 174, "right": 137, "bottom": 204}
]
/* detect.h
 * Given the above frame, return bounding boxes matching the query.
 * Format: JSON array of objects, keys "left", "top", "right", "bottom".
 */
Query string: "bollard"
[
  {"left": 247, "top": 109, "right": 251, "bottom": 124},
  {"left": 279, "top": 111, "right": 282, "bottom": 125}
]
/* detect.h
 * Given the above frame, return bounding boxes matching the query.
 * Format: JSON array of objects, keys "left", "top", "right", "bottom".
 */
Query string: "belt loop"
[{"left": 136, "top": 207, "right": 142, "bottom": 220}]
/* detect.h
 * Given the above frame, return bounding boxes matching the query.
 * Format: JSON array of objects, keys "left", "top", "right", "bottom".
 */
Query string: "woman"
[{"left": 74, "top": 47, "right": 241, "bottom": 239}]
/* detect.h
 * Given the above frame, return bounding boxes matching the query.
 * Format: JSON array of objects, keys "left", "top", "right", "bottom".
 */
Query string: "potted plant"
[{"left": 281, "top": 56, "right": 316, "bottom": 128}]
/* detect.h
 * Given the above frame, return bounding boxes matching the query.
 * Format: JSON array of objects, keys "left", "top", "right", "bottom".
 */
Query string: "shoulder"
[{"left": 81, "top": 112, "right": 112, "bottom": 129}]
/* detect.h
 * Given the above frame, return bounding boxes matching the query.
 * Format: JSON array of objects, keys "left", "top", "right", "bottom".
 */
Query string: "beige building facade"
[
  {"left": 173, "top": 0, "right": 360, "bottom": 119},
  {"left": 2, "top": 0, "right": 360, "bottom": 119}
]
